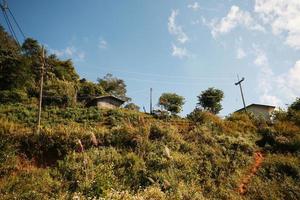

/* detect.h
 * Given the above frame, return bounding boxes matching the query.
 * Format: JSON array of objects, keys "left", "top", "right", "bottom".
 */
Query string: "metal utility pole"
[
  {"left": 235, "top": 76, "right": 247, "bottom": 112},
  {"left": 150, "top": 88, "right": 153, "bottom": 114},
  {"left": 37, "top": 46, "right": 45, "bottom": 134}
]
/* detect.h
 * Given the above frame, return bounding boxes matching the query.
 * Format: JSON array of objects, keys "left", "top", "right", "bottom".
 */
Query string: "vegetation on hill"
[{"left": 0, "top": 26, "right": 299, "bottom": 199}]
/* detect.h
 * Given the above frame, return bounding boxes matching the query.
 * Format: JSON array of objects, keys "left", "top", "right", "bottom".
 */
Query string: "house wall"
[{"left": 247, "top": 106, "right": 274, "bottom": 120}]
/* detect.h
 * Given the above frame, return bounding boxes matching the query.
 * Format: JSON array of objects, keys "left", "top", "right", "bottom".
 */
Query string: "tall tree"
[
  {"left": 0, "top": 25, "right": 19, "bottom": 53},
  {"left": 77, "top": 79, "right": 104, "bottom": 103},
  {"left": 97, "top": 73, "right": 130, "bottom": 101},
  {"left": 158, "top": 93, "right": 185, "bottom": 115},
  {"left": 197, "top": 87, "right": 224, "bottom": 114},
  {"left": 21, "top": 38, "right": 41, "bottom": 57},
  {"left": 288, "top": 98, "right": 300, "bottom": 112}
]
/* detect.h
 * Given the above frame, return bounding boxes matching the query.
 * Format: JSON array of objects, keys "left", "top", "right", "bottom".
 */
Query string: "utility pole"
[
  {"left": 150, "top": 88, "right": 153, "bottom": 114},
  {"left": 235, "top": 75, "right": 247, "bottom": 113},
  {"left": 37, "top": 46, "right": 45, "bottom": 134}
]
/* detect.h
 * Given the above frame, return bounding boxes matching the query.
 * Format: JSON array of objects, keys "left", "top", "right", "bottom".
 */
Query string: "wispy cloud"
[
  {"left": 276, "top": 60, "right": 300, "bottom": 101},
  {"left": 98, "top": 38, "right": 107, "bottom": 49},
  {"left": 171, "top": 44, "right": 188, "bottom": 59},
  {"left": 49, "top": 46, "right": 85, "bottom": 62},
  {"left": 236, "top": 47, "right": 246, "bottom": 59},
  {"left": 252, "top": 45, "right": 300, "bottom": 106},
  {"left": 168, "top": 9, "right": 189, "bottom": 44},
  {"left": 252, "top": 46, "right": 281, "bottom": 106},
  {"left": 254, "top": 0, "right": 300, "bottom": 49},
  {"left": 209, "top": 5, "right": 265, "bottom": 38},
  {"left": 253, "top": 46, "right": 269, "bottom": 67},
  {"left": 188, "top": 2, "right": 200, "bottom": 11}
]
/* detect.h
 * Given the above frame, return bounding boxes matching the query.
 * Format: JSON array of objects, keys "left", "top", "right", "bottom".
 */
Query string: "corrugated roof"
[
  {"left": 235, "top": 103, "right": 275, "bottom": 113},
  {"left": 93, "top": 95, "right": 126, "bottom": 103}
]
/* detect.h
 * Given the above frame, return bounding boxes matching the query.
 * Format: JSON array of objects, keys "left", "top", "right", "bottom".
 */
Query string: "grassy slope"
[{"left": 0, "top": 104, "right": 299, "bottom": 200}]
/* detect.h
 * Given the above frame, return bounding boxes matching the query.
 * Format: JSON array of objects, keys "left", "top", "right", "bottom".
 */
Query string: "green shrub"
[{"left": 0, "top": 168, "right": 62, "bottom": 200}]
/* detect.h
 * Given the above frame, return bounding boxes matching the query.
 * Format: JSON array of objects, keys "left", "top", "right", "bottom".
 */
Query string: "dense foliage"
[
  {"left": 197, "top": 87, "right": 224, "bottom": 114},
  {"left": 0, "top": 26, "right": 131, "bottom": 107},
  {"left": 158, "top": 93, "right": 185, "bottom": 115},
  {"left": 0, "top": 102, "right": 299, "bottom": 199}
]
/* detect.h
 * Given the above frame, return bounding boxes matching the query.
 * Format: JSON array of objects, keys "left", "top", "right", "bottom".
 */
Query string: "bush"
[
  {"left": 0, "top": 168, "right": 62, "bottom": 200},
  {"left": 0, "top": 89, "right": 28, "bottom": 103}
]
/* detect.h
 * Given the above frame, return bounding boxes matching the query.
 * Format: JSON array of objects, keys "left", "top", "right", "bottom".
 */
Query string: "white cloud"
[
  {"left": 236, "top": 47, "right": 246, "bottom": 59},
  {"left": 252, "top": 46, "right": 281, "bottom": 105},
  {"left": 255, "top": 0, "right": 300, "bottom": 49},
  {"left": 210, "top": 5, "right": 265, "bottom": 37},
  {"left": 171, "top": 44, "right": 188, "bottom": 59},
  {"left": 276, "top": 60, "right": 300, "bottom": 100},
  {"left": 168, "top": 10, "right": 189, "bottom": 44},
  {"left": 251, "top": 46, "right": 300, "bottom": 106},
  {"left": 253, "top": 47, "right": 269, "bottom": 67},
  {"left": 188, "top": 2, "right": 200, "bottom": 11},
  {"left": 49, "top": 46, "right": 85, "bottom": 62},
  {"left": 260, "top": 94, "right": 282, "bottom": 106},
  {"left": 98, "top": 38, "right": 107, "bottom": 49}
]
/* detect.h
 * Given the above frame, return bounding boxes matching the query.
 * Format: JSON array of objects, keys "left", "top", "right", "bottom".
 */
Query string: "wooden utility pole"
[
  {"left": 235, "top": 76, "right": 247, "bottom": 112},
  {"left": 37, "top": 46, "right": 45, "bottom": 134},
  {"left": 150, "top": 88, "right": 153, "bottom": 114}
]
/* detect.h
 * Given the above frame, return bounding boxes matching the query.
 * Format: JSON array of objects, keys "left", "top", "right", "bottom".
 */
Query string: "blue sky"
[{"left": 2, "top": 0, "right": 300, "bottom": 116}]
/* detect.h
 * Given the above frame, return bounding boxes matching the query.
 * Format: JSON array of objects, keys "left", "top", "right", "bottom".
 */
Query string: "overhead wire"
[
  {"left": 1, "top": 7, "right": 15, "bottom": 41},
  {"left": 7, "top": 7, "right": 25, "bottom": 39},
  {"left": 98, "top": 67, "right": 234, "bottom": 80},
  {"left": 0, "top": 0, "right": 23, "bottom": 46}
]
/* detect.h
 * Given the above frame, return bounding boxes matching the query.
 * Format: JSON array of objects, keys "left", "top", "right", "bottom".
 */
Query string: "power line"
[
  {"left": 122, "top": 77, "right": 234, "bottom": 86},
  {"left": 7, "top": 7, "right": 26, "bottom": 39},
  {"left": 98, "top": 68, "right": 234, "bottom": 80},
  {"left": 0, "top": 0, "right": 25, "bottom": 46},
  {"left": 1, "top": 7, "right": 13, "bottom": 37}
]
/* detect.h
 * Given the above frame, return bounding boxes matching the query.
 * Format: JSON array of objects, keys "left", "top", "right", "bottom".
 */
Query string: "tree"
[
  {"left": 0, "top": 25, "right": 19, "bottom": 54},
  {"left": 21, "top": 38, "right": 41, "bottom": 57},
  {"left": 124, "top": 103, "right": 140, "bottom": 111},
  {"left": 158, "top": 93, "right": 185, "bottom": 115},
  {"left": 197, "top": 87, "right": 224, "bottom": 114},
  {"left": 97, "top": 73, "right": 130, "bottom": 101},
  {"left": 77, "top": 79, "right": 104, "bottom": 103},
  {"left": 288, "top": 98, "right": 300, "bottom": 112}
]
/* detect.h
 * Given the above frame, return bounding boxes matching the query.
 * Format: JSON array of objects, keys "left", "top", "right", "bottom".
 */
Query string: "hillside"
[
  {"left": 0, "top": 23, "right": 300, "bottom": 199},
  {"left": 0, "top": 103, "right": 299, "bottom": 199}
]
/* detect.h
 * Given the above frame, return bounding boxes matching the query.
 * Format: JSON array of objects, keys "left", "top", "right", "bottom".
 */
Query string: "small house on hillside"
[
  {"left": 86, "top": 95, "right": 125, "bottom": 109},
  {"left": 235, "top": 104, "right": 275, "bottom": 120}
]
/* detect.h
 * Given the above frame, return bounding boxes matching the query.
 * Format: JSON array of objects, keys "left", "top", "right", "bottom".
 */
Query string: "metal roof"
[
  {"left": 235, "top": 103, "right": 275, "bottom": 113},
  {"left": 93, "top": 95, "right": 126, "bottom": 103}
]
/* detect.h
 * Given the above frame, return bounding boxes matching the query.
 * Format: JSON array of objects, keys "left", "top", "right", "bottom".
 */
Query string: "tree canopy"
[
  {"left": 158, "top": 93, "right": 185, "bottom": 115},
  {"left": 0, "top": 26, "right": 133, "bottom": 107},
  {"left": 197, "top": 87, "right": 224, "bottom": 114},
  {"left": 97, "top": 73, "right": 130, "bottom": 101}
]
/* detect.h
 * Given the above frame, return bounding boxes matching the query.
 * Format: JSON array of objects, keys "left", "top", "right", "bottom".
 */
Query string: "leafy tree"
[
  {"left": 77, "top": 79, "right": 104, "bottom": 103},
  {"left": 158, "top": 93, "right": 185, "bottom": 115},
  {"left": 0, "top": 25, "right": 19, "bottom": 53},
  {"left": 287, "top": 97, "right": 300, "bottom": 126},
  {"left": 197, "top": 87, "right": 224, "bottom": 114},
  {"left": 0, "top": 51, "right": 31, "bottom": 90},
  {"left": 43, "top": 79, "right": 77, "bottom": 107},
  {"left": 124, "top": 103, "right": 140, "bottom": 111},
  {"left": 46, "top": 56, "right": 79, "bottom": 82},
  {"left": 288, "top": 98, "right": 300, "bottom": 112},
  {"left": 97, "top": 73, "right": 130, "bottom": 101},
  {"left": 21, "top": 38, "right": 41, "bottom": 57}
]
